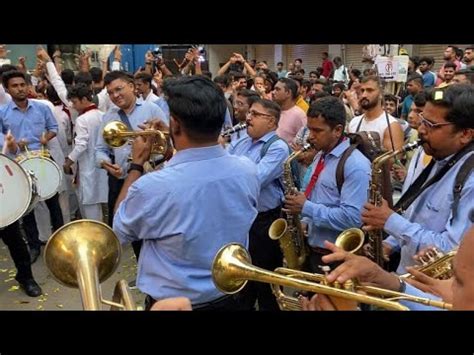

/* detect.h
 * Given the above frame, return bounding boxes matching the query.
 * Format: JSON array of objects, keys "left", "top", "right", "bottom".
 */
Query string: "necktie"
[{"left": 304, "top": 155, "right": 325, "bottom": 198}]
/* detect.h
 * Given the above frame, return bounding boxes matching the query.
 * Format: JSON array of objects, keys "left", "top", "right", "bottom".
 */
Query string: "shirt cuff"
[
  {"left": 302, "top": 200, "right": 315, "bottom": 219},
  {"left": 384, "top": 235, "right": 401, "bottom": 252},
  {"left": 384, "top": 212, "right": 410, "bottom": 242}
]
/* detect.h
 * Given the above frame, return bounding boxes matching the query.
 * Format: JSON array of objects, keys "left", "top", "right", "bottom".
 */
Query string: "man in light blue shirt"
[
  {"left": 94, "top": 71, "right": 167, "bottom": 231},
  {"left": 363, "top": 85, "right": 474, "bottom": 274},
  {"left": 113, "top": 76, "right": 259, "bottom": 310},
  {"left": 0, "top": 70, "right": 63, "bottom": 263},
  {"left": 228, "top": 98, "right": 290, "bottom": 310},
  {"left": 285, "top": 97, "right": 371, "bottom": 273}
]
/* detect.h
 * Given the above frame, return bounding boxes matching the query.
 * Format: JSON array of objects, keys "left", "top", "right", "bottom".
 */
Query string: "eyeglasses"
[
  {"left": 107, "top": 86, "right": 127, "bottom": 97},
  {"left": 246, "top": 110, "right": 274, "bottom": 119},
  {"left": 417, "top": 112, "right": 454, "bottom": 130}
]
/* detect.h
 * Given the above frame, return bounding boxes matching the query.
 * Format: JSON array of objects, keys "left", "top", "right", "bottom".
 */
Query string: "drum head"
[
  {"left": 20, "top": 156, "right": 61, "bottom": 201},
  {"left": 0, "top": 154, "right": 32, "bottom": 228}
]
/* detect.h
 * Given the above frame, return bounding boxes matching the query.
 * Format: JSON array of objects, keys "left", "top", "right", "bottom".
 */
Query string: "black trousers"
[
  {"left": 144, "top": 294, "right": 244, "bottom": 311},
  {"left": 108, "top": 174, "right": 142, "bottom": 261},
  {"left": 0, "top": 221, "right": 34, "bottom": 282},
  {"left": 22, "top": 192, "right": 64, "bottom": 251},
  {"left": 238, "top": 207, "right": 283, "bottom": 311}
]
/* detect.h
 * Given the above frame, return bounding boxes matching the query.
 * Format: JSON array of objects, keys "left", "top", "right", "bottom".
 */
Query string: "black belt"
[
  {"left": 145, "top": 294, "right": 232, "bottom": 311},
  {"left": 192, "top": 294, "right": 232, "bottom": 310},
  {"left": 257, "top": 206, "right": 281, "bottom": 217}
]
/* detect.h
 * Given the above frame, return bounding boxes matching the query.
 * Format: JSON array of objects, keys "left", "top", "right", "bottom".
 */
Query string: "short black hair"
[
  {"left": 454, "top": 68, "right": 474, "bottom": 84},
  {"left": 61, "top": 69, "right": 75, "bottom": 85},
  {"left": 46, "top": 85, "right": 62, "bottom": 105},
  {"left": 413, "top": 91, "right": 429, "bottom": 108},
  {"left": 277, "top": 77, "right": 298, "bottom": 100},
  {"left": 251, "top": 98, "right": 281, "bottom": 125},
  {"left": 444, "top": 61, "right": 457, "bottom": 70},
  {"left": 236, "top": 89, "right": 260, "bottom": 107},
  {"left": 74, "top": 72, "right": 93, "bottom": 86},
  {"left": 384, "top": 94, "right": 398, "bottom": 103},
  {"left": 2, "top": 70, "right": 26, "bottom": 88},
  {"left": 277, "top": 61, "right": 284, "bottom": 66},
  {"left": 163, "top": 76, "right": 227, "bottom": 142},
  {"left": 426, "top": 85, "right": 474, "bottom": 130},
  {"left": 307, "top": 96, "right": 346, "bottom": 131},
  {"left": 0, "top": 64, "right": 17, "bottom": 78},
  {"left": 213, "top": 74, "right": 231, "bottom": 88},
  {"left": 361, "top": 74, "right": 385, "bottom": 90},
  {"left": 134, "top": 72, "right": 153, "bottom": 85},
  {"left": 419, "top": 56, "right": 434, "bottom": 66},
  {"left": 104, "top": 70, "right": 134, "bottom": 86},
  {"left": 67, "top": 83, "right": 93, "bottom": 102},
  {"left": 89, "top": 67, "right": 103, "bottom": 83},
  {"left": 407, "top": 74, "right": 424, "bottom": 86}
]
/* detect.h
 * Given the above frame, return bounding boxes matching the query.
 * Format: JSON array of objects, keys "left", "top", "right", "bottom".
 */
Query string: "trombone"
[
  {"left": 44, "top": 219, "right": 137, "bottom": 310},
  {"left": 212, "top": 243, "right": 452, "bottom": 311}
]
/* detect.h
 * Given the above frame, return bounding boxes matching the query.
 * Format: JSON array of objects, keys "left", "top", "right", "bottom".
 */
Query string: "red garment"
[
  {"left": 322, "top": 59, "right": 334, "bottom": 79},
  {"left": 304, "top": 155, "right": 325, "bottom": 198}
]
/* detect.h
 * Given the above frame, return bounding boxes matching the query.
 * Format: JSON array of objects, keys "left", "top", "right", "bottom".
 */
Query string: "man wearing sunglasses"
[{"left": 362, "top": 84, "right": 474, "bottom": 274}]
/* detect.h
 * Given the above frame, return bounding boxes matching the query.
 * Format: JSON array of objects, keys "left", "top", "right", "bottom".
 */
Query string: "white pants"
[
  {"left": 34, "top": 190, "right": 70, "bottom": 242},
  {"left": 79, "top": 203, "right": 103, "bottom": 222}
]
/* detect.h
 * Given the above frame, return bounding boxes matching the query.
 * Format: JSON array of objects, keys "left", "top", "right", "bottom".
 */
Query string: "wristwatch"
[
  {"left": 128, "top": 163, "right": 144, "bottom": 174},
  {"left": 397, "top": 277, "right": 407, "bottom": 293}
]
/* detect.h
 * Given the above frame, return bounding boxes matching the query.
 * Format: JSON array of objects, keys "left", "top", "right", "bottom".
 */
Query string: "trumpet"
[
  {"left": 212, "top": 243, "right": 452, "bottom": 311},
  {"left": 400, "top": 248, "right": 456, "bottom": 280},
  {"left": 103, "top": 120, "right": 170, "bottom": 156}
]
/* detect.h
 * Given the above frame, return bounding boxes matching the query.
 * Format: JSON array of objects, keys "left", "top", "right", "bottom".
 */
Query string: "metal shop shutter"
[
  {"left": 254, "top": 45, "right": 275, "bottom": 71},
  {"left": 417, "top": 45, "right": 447, "bottom": 72},
  {"left": 417, "top": 44, "right": 471, "bottom": 71},
  {"left": 344, "top": 44, "right": 365, "bottom": 71},
  {"left": 286, "top": 45, "right": 328, "bottom": 76}
]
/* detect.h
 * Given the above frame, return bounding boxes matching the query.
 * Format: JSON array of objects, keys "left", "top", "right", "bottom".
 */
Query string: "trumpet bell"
[
  {"left": 212, "top": 243, "right": 251, "bottom": 294},
  {"left": 335, "top": 228, "right": 365, "bottom": 254},
  {"left": 103, "top": 121, "right": 129, "bottom": 148},
  {"left": 44, "top": 219, "right": 121, "bottom": 288}
]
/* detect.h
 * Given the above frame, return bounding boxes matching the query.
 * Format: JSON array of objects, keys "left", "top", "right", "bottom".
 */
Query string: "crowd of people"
[{"left": 0, "top": 43, "right": 472, "bottom": 311}]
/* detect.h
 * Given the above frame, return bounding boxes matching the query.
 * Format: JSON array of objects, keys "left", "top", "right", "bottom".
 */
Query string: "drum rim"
[
  {"left": 0, "top": 153, "right": 33, "bottom": 228},
  {"left": 19, "top": 155, "right": 62, "bottom": 201}
]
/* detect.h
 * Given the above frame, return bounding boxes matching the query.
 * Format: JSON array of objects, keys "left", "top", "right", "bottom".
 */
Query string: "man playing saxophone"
[
  {"left": 361, "top": 84, "right": 474, "bottom": 274},
  {"left": 284, "top": 97, "right": 371, "bottom": 272},
  {"left": 228, "top": 98, "right": 290, "bottom": 310}
]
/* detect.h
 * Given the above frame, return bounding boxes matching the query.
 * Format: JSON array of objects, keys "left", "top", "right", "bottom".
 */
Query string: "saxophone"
[
  {"left": 365, "top": 140, "right": 420, "bottom": 267},
  {"left": 268, "top": 143, "right": 312, "bottom": 270}
]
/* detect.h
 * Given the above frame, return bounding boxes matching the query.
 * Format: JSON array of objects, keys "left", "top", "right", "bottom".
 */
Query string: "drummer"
[{"left": 0, "top": 70, "right": 64, "bottom": 263}]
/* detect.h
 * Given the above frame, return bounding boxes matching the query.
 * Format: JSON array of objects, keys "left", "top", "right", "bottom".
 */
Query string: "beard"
[{"left": 359, "top": 97, "right": 378, "bottom": 110}]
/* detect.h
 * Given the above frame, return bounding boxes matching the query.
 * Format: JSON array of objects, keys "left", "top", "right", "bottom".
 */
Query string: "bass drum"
[
  {"left": 16, "top": 151, "right": 62, "bottom": 201},
  {"left": 0, "top": 153, "right": 40, "bottom": 228}
]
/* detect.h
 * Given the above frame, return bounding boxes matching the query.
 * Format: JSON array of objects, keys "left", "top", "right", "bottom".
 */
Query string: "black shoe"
[
  {"left": 30, "top": 248, "right": 41, "bottom": 264},
  {"left": 19, "top": 279, "right": 43, "bottom": 297}
]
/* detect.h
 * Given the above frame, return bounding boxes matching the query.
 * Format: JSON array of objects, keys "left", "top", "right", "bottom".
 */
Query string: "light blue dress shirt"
[
  {"left": 0, "top": 100, "right": 58, "bottom": 153},
  {"left": 302, "top": 139, "right": 371, "bottom": 248},
  {"left": 113, "top": 145, "right": 260, "bottom": 304},
  {"left": 228, "top": 130, "right": 290, "bottom": 212},
  {"left": 384, "top": 151, "right": 474, "bottom": 274},
  {"left": 152, "top": 97, "right": 170, "bottom": 122},
  {"left": 95, "top": 101, "right": 167, "bottom": 178}
]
